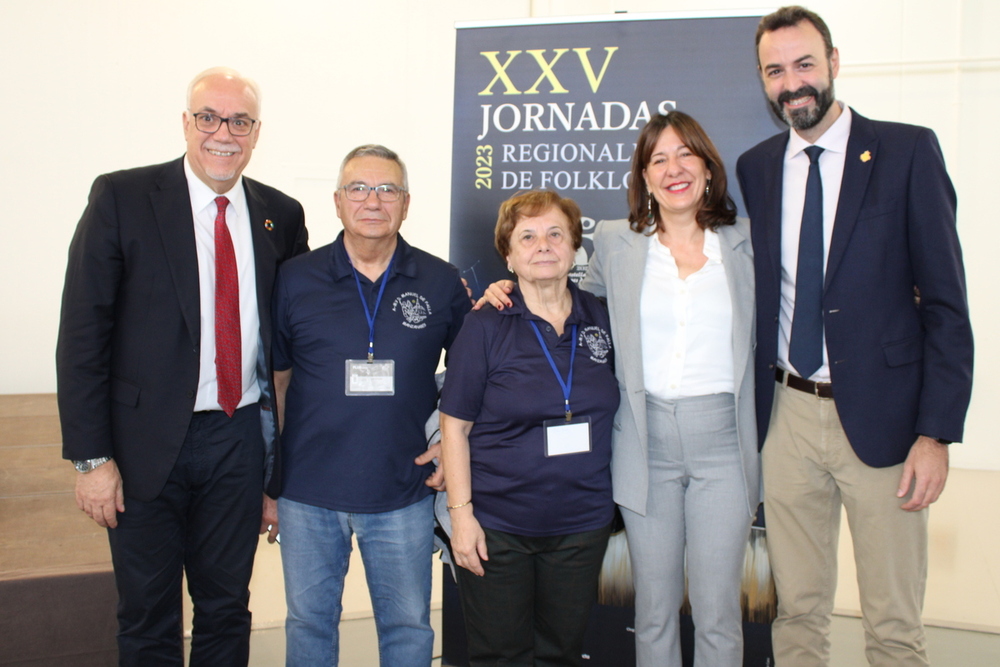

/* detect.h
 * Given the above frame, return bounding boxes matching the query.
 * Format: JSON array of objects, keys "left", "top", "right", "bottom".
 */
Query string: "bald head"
[{"left": 186, "top": 67, "right": 262, "bottom": 116}]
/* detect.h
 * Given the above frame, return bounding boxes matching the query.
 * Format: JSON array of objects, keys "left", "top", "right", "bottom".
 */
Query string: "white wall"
[
  {"left": 3, "top": 0, "right": 999, "bottom": 632},
  {"left": 3, "top": 0, "right": 996, "bottom": 470}
]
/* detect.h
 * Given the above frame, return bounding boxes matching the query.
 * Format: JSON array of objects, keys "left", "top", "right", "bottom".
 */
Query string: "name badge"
[
  {"left": 345, "top": 359, "right": 395, "bottom": 396},
  {"left": 543, "top": 415, "right": 592, "bottom": 456}
]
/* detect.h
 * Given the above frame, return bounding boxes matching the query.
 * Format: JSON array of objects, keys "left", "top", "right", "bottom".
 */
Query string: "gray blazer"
[{"left": 580, "top": 218, "right": 760, "bottom": 517}]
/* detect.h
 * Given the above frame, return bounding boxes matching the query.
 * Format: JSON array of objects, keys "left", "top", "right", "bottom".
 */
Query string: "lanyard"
[
  {"left": 529, "top": 321, "right": 578, "bottom": 421},
  {"left": 351, "top": 256, "right": 395, "bottom": 362}
]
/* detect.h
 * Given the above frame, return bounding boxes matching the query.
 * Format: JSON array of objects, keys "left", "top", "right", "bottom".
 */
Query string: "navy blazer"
[
  {"left": 57, "top": 157, "right": 309, "bottom": 501},
  {"left": 737, "top": 110, "right": 973, "bottom": 468}
]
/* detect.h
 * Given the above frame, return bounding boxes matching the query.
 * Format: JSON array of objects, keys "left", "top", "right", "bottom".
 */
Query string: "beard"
[{"left": 769, "top": 79, "right": 836, "bottom": 131}]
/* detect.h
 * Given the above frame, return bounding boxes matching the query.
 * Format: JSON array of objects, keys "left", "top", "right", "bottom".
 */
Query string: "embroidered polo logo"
[
  {"left": 579, "top": 326, "right": 611, "bottom": 364},
  {"left": 392, "top": 292, "right": 432, "bottom": 329}
]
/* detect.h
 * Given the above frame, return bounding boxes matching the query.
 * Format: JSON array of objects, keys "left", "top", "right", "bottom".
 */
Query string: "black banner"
[{"left": 450, "top": 13, "right": 783, "bottom": 296}]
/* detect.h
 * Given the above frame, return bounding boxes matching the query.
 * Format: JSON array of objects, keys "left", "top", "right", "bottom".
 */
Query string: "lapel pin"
[
  {"left": 860, "top": 150, "right": 872, "bottom": 163},
  {"left": 264, "top": 219, "right": 274, "bottom": 231}
]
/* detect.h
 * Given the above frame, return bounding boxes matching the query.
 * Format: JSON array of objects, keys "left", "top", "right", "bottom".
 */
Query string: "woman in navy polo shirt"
[{"left": 439, "top": 190, "right": 619, "bottom": 667}]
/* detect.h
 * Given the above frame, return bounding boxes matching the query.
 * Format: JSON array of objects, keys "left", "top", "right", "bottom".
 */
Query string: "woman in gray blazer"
[{"left": 583, "top": 112, "right": 759, "bottom": 666}]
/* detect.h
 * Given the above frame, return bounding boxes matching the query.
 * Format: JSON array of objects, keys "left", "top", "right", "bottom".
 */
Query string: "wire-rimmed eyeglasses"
[{"left": 341, "top": 183, "right": 407, "bottom": 202}]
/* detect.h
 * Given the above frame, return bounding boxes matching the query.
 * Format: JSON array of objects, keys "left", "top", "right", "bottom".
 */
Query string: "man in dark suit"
[
  {"left": 57, "top": 67, "right": 308, "bottom": 666},
  {"left": 736, "top": 7, "right": 973, "bottom": 666}
]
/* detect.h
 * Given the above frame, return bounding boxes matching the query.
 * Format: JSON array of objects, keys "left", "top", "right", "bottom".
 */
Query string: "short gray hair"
[
  {"left": 186, "top": 67, "right": 262, "bottom": 115},
  {"left": 338, "top": 144, "right": 409, "bottom": 191}
]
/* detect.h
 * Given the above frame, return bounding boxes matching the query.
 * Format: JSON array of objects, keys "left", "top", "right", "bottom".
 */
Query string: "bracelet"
[{"left": 447, "top": 500, "right": 472, "bottom": 511}]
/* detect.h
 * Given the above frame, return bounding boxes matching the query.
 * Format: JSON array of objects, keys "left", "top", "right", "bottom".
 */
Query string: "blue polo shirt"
[
  {"left": 440, "top": 282, "right": 618, "bottom": 537},
  {"left": 273, "top": 232, "right": 469, "bottom": 513}
]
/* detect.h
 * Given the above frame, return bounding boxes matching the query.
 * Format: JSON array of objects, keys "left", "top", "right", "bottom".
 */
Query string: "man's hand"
[
  {"left": 473, "top": 280, "right": 515, "bottom": 311},
  {"left": 416, "top": 442, "right": 445, "bottom": 491},
  {"left": 75, "top": 459, "right": 125, "bottom": 528},
  {"left": 897, "top": 435, "right": 949, "bottom": 511},
  {"left": 261, "top": 495, "right": 280, "bottom": 544}
]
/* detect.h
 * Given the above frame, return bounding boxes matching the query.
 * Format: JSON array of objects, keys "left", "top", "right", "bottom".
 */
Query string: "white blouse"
[{"left": 640, "top": 229, "right": 735, "bottom": 399}]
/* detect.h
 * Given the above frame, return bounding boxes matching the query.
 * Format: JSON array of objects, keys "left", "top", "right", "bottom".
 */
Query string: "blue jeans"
[{"left": 278, "top": 495, "right": 435, "bottom": 667}]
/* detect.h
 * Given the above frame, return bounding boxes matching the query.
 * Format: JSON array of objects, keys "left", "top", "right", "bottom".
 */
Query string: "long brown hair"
[{"left": 627, "top": 111, "right": 737, "bottom": 234}]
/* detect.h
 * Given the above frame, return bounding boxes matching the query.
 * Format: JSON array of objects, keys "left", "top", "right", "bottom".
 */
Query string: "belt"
[{"left": 775, "top": 367, "right": 833, "bottom": 399}]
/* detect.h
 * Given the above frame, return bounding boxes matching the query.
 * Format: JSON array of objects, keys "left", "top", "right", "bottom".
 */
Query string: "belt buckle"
[{"left": 814, "top": 380, "right": 832, "bottom": 399}]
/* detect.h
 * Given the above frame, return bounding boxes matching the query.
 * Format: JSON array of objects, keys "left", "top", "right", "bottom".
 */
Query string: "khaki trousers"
[{"left": 762, "top": 380, "right": 929, "bottom": 667}]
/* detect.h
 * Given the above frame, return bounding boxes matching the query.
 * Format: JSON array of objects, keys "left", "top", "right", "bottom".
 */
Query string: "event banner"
[{"left": 449, "top": 12, "right": 784, "bottom": 296}]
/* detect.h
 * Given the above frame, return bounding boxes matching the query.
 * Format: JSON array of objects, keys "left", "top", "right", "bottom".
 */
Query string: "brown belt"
[{"left": 775, "top": 367, "right": 833, "bottom": 399}]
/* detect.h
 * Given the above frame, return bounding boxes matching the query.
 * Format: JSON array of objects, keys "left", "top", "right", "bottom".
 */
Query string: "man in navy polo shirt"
[{"left": 268, "top": 144, "right": 470, "bottom": 666}]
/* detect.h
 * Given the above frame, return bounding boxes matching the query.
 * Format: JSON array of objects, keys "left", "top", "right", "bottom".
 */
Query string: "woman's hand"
[
  {"left": 473, "top": 280, "right": 515, "bottom": 311},
  {"left": 440, "top": 413, "right": 485, "bottom": 573},
  {"left": 450, "top": 507, "right": 489, "bottom": 576}
]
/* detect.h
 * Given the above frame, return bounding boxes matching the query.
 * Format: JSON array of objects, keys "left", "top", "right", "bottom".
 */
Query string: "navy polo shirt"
[
  {"left": 440, "top": 282, "right": 618, "bottom": 537},
  {"left": 273, "top": 232, "right": 469, "bottom": 513}
]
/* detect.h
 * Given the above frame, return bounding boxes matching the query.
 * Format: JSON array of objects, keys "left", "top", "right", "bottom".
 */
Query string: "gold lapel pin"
[
  {"left": 860, "top": 150, "right": 872, "bottom": 163},
  {"left": 264, "top": 219, "right": 274, "bottom": 231}
]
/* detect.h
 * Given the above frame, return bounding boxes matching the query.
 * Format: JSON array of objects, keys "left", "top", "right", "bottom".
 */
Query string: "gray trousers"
[{"left": 622, "top": 393, "right": 751, "bottom": 667}]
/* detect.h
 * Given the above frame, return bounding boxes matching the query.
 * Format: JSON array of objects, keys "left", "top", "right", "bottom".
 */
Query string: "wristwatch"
[{"left": 73, "top": 457, "right": 112, "bottom": 473}]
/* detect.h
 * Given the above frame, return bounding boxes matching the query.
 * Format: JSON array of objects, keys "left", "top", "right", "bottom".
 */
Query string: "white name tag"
[
  {"left": 345, "top": 359, "right": 395, "bottom": 396},
  {"left": 543, "top": 416, "right": 592, "bottom": 456}
]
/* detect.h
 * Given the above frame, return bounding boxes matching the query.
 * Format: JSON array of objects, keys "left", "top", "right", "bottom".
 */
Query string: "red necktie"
[{"left": 214, "top": 196, "right": 241, "bottom": 417}]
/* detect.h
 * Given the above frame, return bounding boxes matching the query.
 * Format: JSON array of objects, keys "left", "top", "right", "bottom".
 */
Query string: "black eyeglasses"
[
  {"left": 190, "top": 112, "right": 258, "bottom": 136},
  {"left": 341, "top": 183, "right": 407, "bottom": 202}
]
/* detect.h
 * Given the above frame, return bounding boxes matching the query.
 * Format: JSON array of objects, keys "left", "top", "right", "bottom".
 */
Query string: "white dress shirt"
[
  {"left": 778, "top": 103, "right": 852, "bottom": 382},
  {"left": 640, "top": 229, "right": 735, "bottom": 399},
  {"left": 184, "top": 157, "right": 261, "bottom": 412}
]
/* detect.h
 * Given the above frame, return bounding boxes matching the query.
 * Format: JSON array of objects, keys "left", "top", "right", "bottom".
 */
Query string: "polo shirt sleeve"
[
  {"left": 443, "top": 273, "right": 473, "bottom": 353},
  {"left": 440, "top": 311, "right": 491, "bottom": 422},
  {"left": 271, "top": 266, "right": 294, "bottom": 372}
]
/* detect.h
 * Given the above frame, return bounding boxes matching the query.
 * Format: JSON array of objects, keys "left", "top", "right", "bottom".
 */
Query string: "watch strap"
[{"left": 73, "top": 456, "right": 112, "bottom": 473}]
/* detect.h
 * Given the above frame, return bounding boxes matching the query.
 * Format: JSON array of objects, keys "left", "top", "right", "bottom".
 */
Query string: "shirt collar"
[
  {"left": 787, "top": 101, "right": 853, "bottom": 158},
  {"left": 500, "top": 281, "right": 601, "bottom": 327},
  {"left": 647, "top": 228, "right": 723, "bottom": 264},
  {"left": 329, "top": 231, "right": 418, "bottom": 282},
  {"left": 183, "top": 155, "right": 246, "bottom": 215},
  {"left": 703, "top": 228, "right": 723, "bottom": 263}
]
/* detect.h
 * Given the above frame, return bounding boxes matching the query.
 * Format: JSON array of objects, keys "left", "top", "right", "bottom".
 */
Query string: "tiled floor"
[
  {"left": 240, "top": 611, "right": 1000, "bottom": 666},
  {"left": 7, "top": 394, "right": 1000, "bottom": 666},
  {"left": 241, "top": 611, "right": 445, "bottom": 667}
]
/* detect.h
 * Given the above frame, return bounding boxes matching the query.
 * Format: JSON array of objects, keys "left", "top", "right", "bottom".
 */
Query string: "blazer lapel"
[
  {"left": 761, "top": 137, "right": 787, "bottom": 291},
  {"left": 244, "top": 179, "right": 277, "bottom": 349},
  {"left": 608, "top": 225, "right": 648, "bottom": 396},
  {"left": 150, "top": 159, "right": 200, "bottom": 347},
  {"left": 825, "top": 110, "right": 878, "bottom": 289},
  {"left": 719, "top": 221, "right": 754, "bottom": 392}
]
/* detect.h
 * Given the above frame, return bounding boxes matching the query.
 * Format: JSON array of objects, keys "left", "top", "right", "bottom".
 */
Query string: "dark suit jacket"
[
  {"left": 57, "top": 157, "right": 308, "bottom": 501},
  {"left": 737, "top": 110, "right": 973, "bottom": 468}
]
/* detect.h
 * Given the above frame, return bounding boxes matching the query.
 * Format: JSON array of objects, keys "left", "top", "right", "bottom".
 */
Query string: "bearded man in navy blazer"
[
  {"left": 57, "top": 67, "right": 308, "bottom": 666},
  {"left": 736, "top": 7, "right": 973, "bottom": 666}
]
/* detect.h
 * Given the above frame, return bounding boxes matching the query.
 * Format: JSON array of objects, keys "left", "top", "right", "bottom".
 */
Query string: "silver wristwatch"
[{"left": 73, "top": 456, "right": 112, "bottom": 473}]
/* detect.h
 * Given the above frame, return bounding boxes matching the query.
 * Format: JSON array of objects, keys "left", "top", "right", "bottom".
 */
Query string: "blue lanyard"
[
  {"left": 351, "top": 256, "right": 395, "bottom": 362},
  {"left": 529, "top": 321, "right": 578, "bottom": 421}
]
